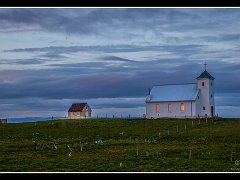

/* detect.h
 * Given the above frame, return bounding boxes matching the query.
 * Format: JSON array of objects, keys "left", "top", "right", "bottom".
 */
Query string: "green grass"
[{"left": 0, "top": 118, "right": 240, "bottom": 172}]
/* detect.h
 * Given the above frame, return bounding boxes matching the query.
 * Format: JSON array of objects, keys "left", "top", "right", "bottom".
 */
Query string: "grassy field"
[{"left": 0, "top": 117, "right": 240, "bottom": 172}]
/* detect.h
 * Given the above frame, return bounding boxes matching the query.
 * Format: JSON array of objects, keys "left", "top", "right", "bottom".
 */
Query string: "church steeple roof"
[
  {"left": 197, "top": 63, "right": 215, "bottom": 80},
  {"left": 197, "top": 70, "right": 215, "bottom": 80}
]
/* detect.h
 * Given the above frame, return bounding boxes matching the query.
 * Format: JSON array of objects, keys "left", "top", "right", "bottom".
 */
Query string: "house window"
[
  {"left": 180, "top": 103, "right": 184, "bottom": 112},
  {"left": 156, "top": 103, "right": 160, "bottom": 112},
  {"left": 168, "top": 103, "right": 172, "bottom": 113},
  {"left": 203, "top": 106, "right": 205, "bottom": 110},
  {"left": 86, "top": 106, "right": 88, "bottom": 109},
  {"left": 202, "top": 82, "right": 204, "bottom": 86}
]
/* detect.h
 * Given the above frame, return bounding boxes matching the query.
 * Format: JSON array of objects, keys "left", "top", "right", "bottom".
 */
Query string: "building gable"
[
  {"left": 197, "top": 70, "right": 215, "bottom": 80},
  {"left": 68, "top": 103, "right": 88, "bottom": 112}
]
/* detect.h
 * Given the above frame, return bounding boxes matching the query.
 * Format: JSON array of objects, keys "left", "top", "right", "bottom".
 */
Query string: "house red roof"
[{"left": 68, "top": 103, "right": 88, "bottom": 112}]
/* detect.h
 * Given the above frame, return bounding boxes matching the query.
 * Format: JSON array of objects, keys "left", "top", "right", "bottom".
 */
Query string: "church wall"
[
  {"left": 146, "top": 101, "right": 196, "bottom": 119},
  {"left": 195, "top": 91, "right": 201, "bottom": 117},
  {"left": 197, "top": 78, "right": 215, "bottom": 117},
  {"left": 209, "top": 79, "right": 215, "bottom": 116},
  {"left": 198, "top": 79, "right": 209, "bottom": 116}
]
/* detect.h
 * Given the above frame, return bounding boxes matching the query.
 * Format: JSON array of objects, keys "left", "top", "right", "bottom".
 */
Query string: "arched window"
[
  {"left": 180, "top": 103, "right": 184, "bottom": 112},
  {"left": 168, "top": 103, "right": 172, "bottom": 113},
  {"left": 156, "top": 103, "right": 160, "bottom": 112}
]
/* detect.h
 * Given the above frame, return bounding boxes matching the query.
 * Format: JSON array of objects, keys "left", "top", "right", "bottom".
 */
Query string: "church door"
[{"left": 211, "top": 106, "right": 214, "bottom": 117}]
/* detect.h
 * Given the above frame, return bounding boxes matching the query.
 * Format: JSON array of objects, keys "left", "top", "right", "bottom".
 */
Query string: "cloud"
[
  {"left": 0, "top": 8, "right": 239, "bottom": 37},
  {"left": 1, "top": 8, "right": 240, "bottom": 118},
  {"left": 1, "top": 46, "right": 240, "bottom": 101},
  {"left": 0, "top": 96, "right": 146, "bottom": 118},
  {"left": 100, "top": 55, "right": 137, "bottom": 63},
  {"left": 0, "top": 58, "right": 46, "bottom": 65},
  {"left": 0, "top": 8, "right": 193, "bottom": 34},
  {"left": 4, "top": 44, "right": 159, "bottom": 53}
]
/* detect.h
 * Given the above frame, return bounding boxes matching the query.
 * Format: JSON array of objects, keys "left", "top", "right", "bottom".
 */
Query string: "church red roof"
[{"left": 68, "top": 103, "right": 87, "bottom": 112}]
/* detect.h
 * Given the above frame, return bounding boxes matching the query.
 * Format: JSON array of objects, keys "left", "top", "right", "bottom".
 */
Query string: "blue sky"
[{"left": 0, "top": 8, "right": 240, "bottom": 118}]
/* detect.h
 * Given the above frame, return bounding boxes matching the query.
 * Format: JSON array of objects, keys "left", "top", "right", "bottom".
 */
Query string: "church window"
[
  {"left": 203, "top": 106, "right": 205, "bottom": 110},
  {"left": 156, "top": 103, "right": 160, "bottom": 113},
  {"left": 168, "top": 103, "right": 172, "bottom": 113},
  {"left": 202, "top": 82, "right": 204, "bottom": 86},
  {"left": 180, "top": 103, "right": 184, "bottom": 112}
]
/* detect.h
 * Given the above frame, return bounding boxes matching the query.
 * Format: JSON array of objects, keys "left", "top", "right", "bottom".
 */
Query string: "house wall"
[
  {"left": 81, "top": 105, "right": 92, "bottom": 118},
  {"left": 146, "top": 101, "right": 196, "bottom": 119},
  {"left": 68, "top": 104, "right": 92, "bottom": 119},
  {"left": 0, "top": 119, "right": 7, "bottom": 124},
  {"left": 68, "top": 112, "right": 81, "bottom": 119}
]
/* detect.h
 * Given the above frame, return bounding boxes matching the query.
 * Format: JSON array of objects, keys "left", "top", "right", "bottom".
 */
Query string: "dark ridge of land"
[{"left": 0, "top": 118, "right": 240, "bottom": 172}]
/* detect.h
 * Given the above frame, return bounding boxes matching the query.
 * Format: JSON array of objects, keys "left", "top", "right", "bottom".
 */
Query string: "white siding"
[
  {"left": 146, "top": 101, "right": 196, "bottom": 119},
  {"left": 197, "top": 78, "right": 215, "bottom": 117},
  {"left": 210, "top": 80, "right": 215, "bottom": 116}
]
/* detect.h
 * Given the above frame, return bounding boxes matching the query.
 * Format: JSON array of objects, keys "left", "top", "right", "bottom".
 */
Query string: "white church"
[{"left": 146, "top": 65, "right": 215, "bottom": 119}]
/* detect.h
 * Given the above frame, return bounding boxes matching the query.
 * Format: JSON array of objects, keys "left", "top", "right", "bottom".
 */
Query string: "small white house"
[
  {"left": 68, "top": 103, "right": 92, "bottom": 119},
  {"left": 146, "top": 67, "right": 215, "bottom": 119},
  {"left": 0, "top": 119, "right": 7, "bottom": 124}
]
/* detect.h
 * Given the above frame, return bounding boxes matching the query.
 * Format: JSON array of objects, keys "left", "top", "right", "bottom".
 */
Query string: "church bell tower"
[{"left": 197, "top": 63, "right": 215, "bottom": 117}]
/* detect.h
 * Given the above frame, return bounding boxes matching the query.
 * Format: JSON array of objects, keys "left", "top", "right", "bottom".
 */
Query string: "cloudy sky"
[{"left": 0, "top": 8, "right": 240, "bottom": 118}]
